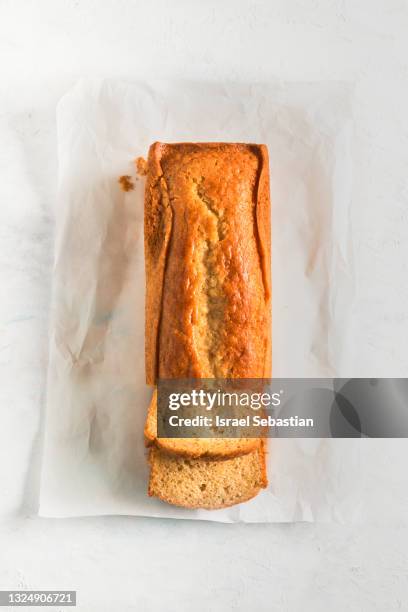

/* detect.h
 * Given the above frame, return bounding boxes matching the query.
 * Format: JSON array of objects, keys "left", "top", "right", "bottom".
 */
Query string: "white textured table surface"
[{"left": 1, "top": 1, "right": 408, "bottom": 610}]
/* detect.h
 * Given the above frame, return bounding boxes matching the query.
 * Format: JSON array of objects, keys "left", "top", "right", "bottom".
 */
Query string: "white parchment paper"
[{"left": 39, "top": 79, "right": 360, "bottom": 522}]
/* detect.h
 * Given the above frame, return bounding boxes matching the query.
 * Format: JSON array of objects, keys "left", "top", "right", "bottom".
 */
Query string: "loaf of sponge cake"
[
  {"left": 143, "top": 142, "right": 271, "bottom": 508},
  {"left": 144, "top": 142, "right": 271, "bottom": 384}
]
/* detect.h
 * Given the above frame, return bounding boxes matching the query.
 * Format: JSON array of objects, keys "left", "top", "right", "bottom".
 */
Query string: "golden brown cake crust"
[{"left": 144, "top": 142, "right": 271, "bottom": 384}]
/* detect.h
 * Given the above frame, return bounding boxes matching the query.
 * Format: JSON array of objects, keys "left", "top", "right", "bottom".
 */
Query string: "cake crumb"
[
  {"left": 118, "top": 175, "right": 134, "bottom": 192},
  {"left": 135, "top": 156, "right": 148, "bottom": 176}
]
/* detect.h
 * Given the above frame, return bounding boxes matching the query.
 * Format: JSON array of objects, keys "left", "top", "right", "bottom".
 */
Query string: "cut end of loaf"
[
  {"left": 144, "top": 389, "right": 262, "bottom": 458},
  {"left": 148, "top": 446, "right": 267, "bottom": 510}
]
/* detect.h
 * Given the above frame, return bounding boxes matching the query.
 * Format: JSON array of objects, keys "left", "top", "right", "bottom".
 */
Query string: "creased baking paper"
[{"left": 39, "top": 79, "right": 360, "bottom": 522}]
